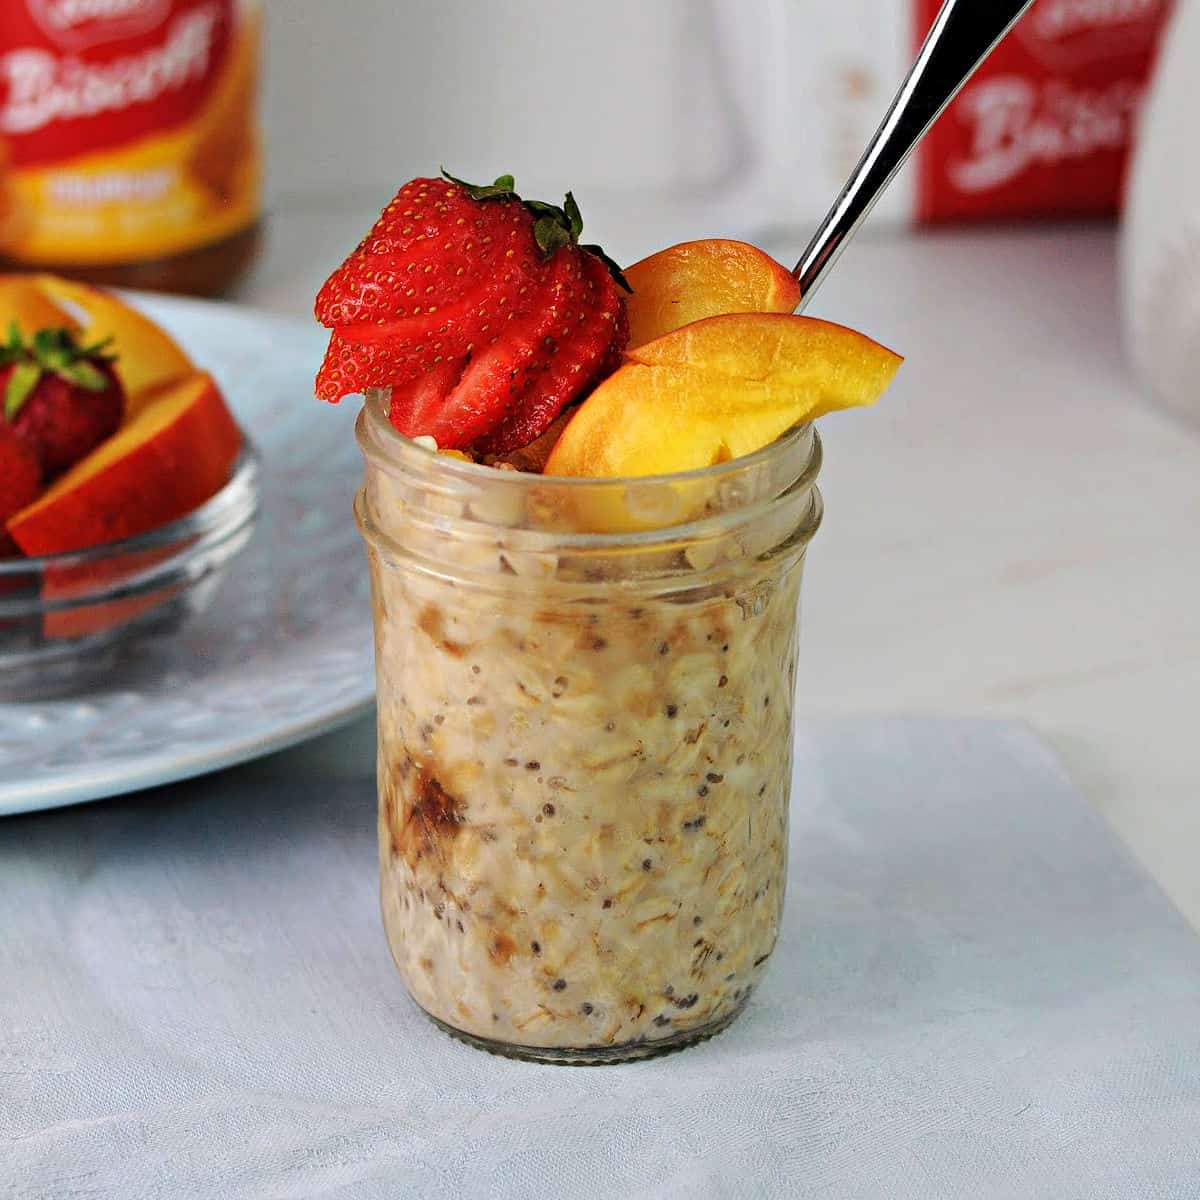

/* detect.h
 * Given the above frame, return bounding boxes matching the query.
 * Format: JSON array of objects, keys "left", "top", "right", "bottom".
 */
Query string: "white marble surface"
[{"left": 232, "top": 208, "right": 1200, "bottom": 931}]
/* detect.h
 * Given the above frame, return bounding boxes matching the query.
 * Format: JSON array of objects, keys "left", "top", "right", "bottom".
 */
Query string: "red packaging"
[
  {"left": 0, "top": 0, "right": 261, "bottom": 273},
  {"left": 915, "top": 0, "right": 1173, "bottom": 222}
]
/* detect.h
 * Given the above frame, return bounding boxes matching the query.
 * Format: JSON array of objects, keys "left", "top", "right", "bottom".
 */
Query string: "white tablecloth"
[{"left": 3, "top": 717, "right": 1199, "bottom": 1199}]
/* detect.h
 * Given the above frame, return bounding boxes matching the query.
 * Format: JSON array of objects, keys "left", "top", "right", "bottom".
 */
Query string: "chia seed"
[
  {"left": 665, "top": 704, "right": 678, "bottom": 719},
  {"left": 553, "top": 978, "right": 567, "bottom": 992}
]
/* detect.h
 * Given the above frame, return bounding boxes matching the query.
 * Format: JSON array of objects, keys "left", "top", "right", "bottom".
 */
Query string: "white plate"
[{"left": 0, "top": 295, "right": 374, "bottom": 816}]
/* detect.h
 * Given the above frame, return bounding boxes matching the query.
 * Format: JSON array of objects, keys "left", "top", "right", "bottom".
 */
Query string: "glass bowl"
[{"left": 0, "top": 442, "right": 260, "bottom": 700}]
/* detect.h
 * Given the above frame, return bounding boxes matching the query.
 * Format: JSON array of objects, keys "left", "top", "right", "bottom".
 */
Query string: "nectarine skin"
[
  {"left": 545, "top": 313, "right": 902, "bottom": 479},
  {"left": 623, "top": 239, "right": 801, "bottom": 349},
  {"left": 7, "top": 371, "right": 241, "bottom": 556}
]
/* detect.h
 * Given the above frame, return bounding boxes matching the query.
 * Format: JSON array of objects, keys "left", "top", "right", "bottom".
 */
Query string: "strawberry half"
[
  {"left": 0, "top": 420, "right": 42, "bottom": 557},
  {"left": 1, "top": 326, "right": 125, "bottom": 481},
  {"left": 314, "top": 171, "right": 630, "bottom": 451}
]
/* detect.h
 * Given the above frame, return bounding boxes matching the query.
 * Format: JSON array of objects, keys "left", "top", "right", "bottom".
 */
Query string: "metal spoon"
[{"left": 793, "top": 0, "right": 1036, "bottom": 310}]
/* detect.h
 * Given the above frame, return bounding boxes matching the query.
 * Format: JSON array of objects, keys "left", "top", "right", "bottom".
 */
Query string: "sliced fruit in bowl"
[
  {"left": 33, "top": 275, "right": 196, "bottom": 416},
  {"left": 0, "top": 422, "right": 41, "bottom": 565},
  {"left": 0, "top": 275, "right": 254, "bottom": 693},
  {"left": 0, "top": 442, "right": 258, "bottom": 696},
  {"left": 2, "top": 324, "right": 124, "bottom": 480},
  {"left": 9, "top": 371, "right": 242, "bottom": 557}
]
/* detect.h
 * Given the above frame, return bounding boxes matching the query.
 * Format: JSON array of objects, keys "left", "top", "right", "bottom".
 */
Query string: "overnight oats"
[{"left": 316, "top": 172, "right": 901, "bottom": 1062}]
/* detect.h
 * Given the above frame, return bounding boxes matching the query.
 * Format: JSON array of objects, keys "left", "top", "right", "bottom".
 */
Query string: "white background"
[
  {"left": 258, "top": 0, "right": 914, "bottom": 252},
  {"left": 246, "top": 3, "right": 1200, "bottom": 931}
]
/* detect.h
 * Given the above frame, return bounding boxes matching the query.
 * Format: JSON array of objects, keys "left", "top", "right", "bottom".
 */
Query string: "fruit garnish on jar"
[
  {"left": 314, "top": 172, "right": 902, "bottom": 474},
  {"left": 315, "top": 171, "right": 629, "bottom": 453}
]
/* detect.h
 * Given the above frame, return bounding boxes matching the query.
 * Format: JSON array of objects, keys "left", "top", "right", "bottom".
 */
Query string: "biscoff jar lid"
[{"left": 355, "top": 387, "right": 823, "bottom": 596}]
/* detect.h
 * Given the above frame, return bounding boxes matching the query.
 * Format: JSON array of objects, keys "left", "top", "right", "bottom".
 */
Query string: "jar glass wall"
[{"left": 355, "top": 391, "right": 823, "bottom": 1063}]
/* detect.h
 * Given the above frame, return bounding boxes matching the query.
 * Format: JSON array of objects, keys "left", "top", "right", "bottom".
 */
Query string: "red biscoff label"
[
  {"left": 0, "top": 0, "right": 260, "bottom": 265},
  {"left": 915, "top": 0, "right": 1172, "bottom": 222}
]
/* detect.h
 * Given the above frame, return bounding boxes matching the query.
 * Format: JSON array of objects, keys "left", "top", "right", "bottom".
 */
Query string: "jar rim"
[
  {"left": 355, "top": 387, "right": 822, "bottom": 573},
  {"left": 356, "top": 386, "right": 814, "bottom": 490}
]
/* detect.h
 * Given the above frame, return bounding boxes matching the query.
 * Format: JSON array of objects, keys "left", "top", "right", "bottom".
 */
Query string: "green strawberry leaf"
[
  {"left": 0, "top": 323, "right": 29, "bottom": 368},
  {"left": 583, "top": 244, "right": 633, "bottom": 294},
  {"left": 0, "top": 324, "right": 119, "bottom": 383},
  {"left": 440, "top": 169, "right": 518, "bottom": 201},
  {"left": 442, "top": 169, "right": 631, "bottom": 289},
  {"left": 0, "top": 322, "right": 116, "bottom": 414},
  {"left": 80, "top": 335, "right": 117, "bottom": 363},
  {"left": 563, "top": 192, "right": 583, "bottom": 241},
  {"left": 4, "top": 361, "right": 42, "bottom": 420},
  {"left": 57, "top": 359, "right": 109, "bottom": 391},
  {"left": 34, "top": 328, "right": 75, "bottom": 370},
  {"left": 533, "top": 216, "right": 572, "bottom": 257}
]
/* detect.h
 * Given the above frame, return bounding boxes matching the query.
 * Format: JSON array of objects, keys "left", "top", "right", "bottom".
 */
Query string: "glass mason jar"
[{"left": 355, "top": 390, "right": 823, "bottom": 1063}]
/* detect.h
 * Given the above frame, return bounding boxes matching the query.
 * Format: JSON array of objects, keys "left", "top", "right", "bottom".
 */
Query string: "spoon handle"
[{"left": 792, "top": 0, "right": 1036, "bottom": 310}]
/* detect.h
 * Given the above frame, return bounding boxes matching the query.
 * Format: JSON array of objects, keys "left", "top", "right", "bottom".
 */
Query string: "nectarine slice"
[
  {"left": 545, "top": 313, "right": 901, "bottom": 479},
  {"left": 7, "top": 371, "right": 241, "bottom": 557},
  {"left": 34, "top": 276, "right": 195, "bottom": 414},
  {"left": 623, "top": 240, "right": 801, "bottom": 349},
  {"left": 0, "top": 275, "right": 79, "bottom": 337}
]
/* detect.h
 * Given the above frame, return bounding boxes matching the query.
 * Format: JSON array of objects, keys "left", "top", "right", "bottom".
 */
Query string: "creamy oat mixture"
[{"left": 367, "top": 528, "right": 806, "bottom": 1053}]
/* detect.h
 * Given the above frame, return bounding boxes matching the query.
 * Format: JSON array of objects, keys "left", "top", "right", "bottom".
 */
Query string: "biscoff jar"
[
  {"left": 355, "top": 388, "right": 823, "bottom": 1064},
  {"left": 0, "top": 0, "right": 262, "bottom": 295}
]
